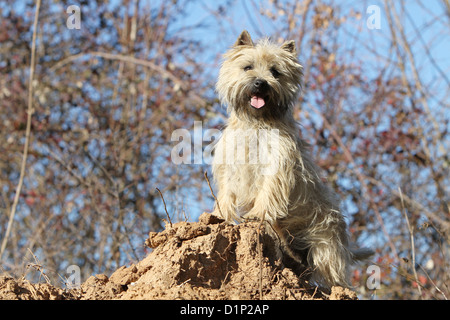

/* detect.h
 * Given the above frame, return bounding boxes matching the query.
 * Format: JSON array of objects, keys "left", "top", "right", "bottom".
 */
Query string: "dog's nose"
[{"left": 253, "top": 79, "right": 269, "bottom": 91}]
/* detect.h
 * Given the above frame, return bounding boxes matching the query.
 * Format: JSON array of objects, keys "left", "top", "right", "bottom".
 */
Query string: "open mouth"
[{"left": 250, "top": 95, "right": 268, "bottom": 109}]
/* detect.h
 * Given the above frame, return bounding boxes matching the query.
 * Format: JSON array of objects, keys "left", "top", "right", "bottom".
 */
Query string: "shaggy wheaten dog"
[{"left": 211, "top": 30, "right": 372, "bottom": 289}]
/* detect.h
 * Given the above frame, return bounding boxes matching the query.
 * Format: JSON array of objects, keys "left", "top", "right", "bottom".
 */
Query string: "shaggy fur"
[{"left": 212, "top": 30, "right": 372, "bottom": 289}]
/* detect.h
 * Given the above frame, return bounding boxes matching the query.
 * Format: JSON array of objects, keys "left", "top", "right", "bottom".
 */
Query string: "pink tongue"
[{"left": 251, "top": 96, "right": 265, "bottom": 108}]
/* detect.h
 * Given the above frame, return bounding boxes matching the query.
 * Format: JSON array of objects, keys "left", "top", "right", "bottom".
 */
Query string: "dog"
[{"left": 211, "top": 30, "right": 372, "bottom": 289}]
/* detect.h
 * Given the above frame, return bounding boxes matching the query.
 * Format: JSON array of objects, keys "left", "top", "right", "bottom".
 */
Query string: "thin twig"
[
  {"left": 26, "top": 248, "right": 51, "bottom": 285},
  {"left": 0, "top": 0, "right": 41, "bottom": 261},
  {"left": 204, "top": 171, "right": 223, "bottom": 217},
  {"left": 257, "top": 212, "right": 266, "bottom": 300},
  {"left": 417, "top": 263, "right": 448, "bottom": 300},
  {"left": 155, "top": 188, "right": 172, "bottom": 227},
  {"left": 399, "top": 187, "right": 422, "bottom": 298}
]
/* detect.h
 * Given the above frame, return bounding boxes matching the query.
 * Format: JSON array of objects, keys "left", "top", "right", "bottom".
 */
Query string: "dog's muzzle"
[{"left": 250, "top": 79, "right": 269, "bottom": 109}]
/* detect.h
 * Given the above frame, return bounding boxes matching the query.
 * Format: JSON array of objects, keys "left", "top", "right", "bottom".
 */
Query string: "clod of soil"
[{"left": 0, "top": 213, "right": 357, "bottom": 300}]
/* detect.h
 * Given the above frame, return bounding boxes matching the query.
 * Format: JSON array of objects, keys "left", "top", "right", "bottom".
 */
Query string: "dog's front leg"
[
  {"left": 212, "top": 186, "right": 240, "bottom": 223},
  {"left": 243, "top": 171, "right": 291, "bottom": 223}
]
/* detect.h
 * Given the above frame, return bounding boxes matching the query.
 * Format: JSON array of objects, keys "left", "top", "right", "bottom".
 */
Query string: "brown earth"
[{"left": 0, "top": 213, "right": 357, "bottom": 300}]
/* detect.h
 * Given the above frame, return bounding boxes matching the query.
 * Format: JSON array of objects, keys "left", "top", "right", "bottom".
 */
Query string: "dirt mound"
[{"left": 0, "top": 213, "right": 357, "bottom": 300}]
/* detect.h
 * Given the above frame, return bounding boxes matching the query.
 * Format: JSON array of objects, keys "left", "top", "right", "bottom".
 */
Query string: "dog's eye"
[
  {"left": 244, "top": 65, "right": 253, "bottom": 72},
  {"left": 270, "top": 67, "right": 280, "bottom": 78}
]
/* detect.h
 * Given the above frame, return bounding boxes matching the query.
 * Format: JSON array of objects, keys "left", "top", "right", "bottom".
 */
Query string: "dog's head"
[{"left": 217, "top": 30, "right": 303, "bottom": 121}]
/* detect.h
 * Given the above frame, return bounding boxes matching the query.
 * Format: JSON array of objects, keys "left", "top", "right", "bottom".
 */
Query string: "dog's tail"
[{"left": 350, "top": 247, "right": 375, "bottom": 263}]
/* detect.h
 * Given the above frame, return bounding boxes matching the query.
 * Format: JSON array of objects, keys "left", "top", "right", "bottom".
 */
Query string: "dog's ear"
[
  {"left": 234, "top": 30, "right": 254, "bottom": 47},
  {"left": 281, "top": 40, "right": 296, "bottom": 54}
]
